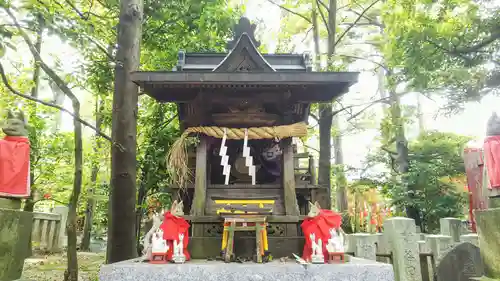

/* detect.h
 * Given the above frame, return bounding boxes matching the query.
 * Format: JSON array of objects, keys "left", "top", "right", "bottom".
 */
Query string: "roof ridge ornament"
[{"left": 227, "top": 17, "right": 261, "bottom": 50}]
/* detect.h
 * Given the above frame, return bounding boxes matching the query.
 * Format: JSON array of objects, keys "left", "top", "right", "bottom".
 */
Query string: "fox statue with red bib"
[
  {"left": 0, "top": 110, "right": 30, "bottom": 198},
  {"left": 301, "top": 201, "right": 343, "bottom": 263}
]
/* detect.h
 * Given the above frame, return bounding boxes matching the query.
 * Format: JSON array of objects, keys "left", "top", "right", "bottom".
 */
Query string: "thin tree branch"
[
  {"left": 340, "top": 22, "right": 380, "bottom": 28},
  {"left": 347, "top": 8, "right": 383, "bottom": 27},
  {"left": 317, "top": 0, "right": 328, "bottom": 10},
  {"left": 453, "top": 30, "right": 500, "bottom": 54},
  {"left": 425, "top": 39, "right": 473, "bottom": 63},
  {"left": 316, "top": 0, "right": 330, "bottom": 36},
  {"left": 266, "top": 0, "right": 311, "bottom": 23},
  {"left": 334, "top": 0, "right": 381, "bottom": 47},
  {"left": 302, "top": 27, "right": 313, "bottom": 43},
  {"left": 304, "top": 144, "right": 320, "bottom": 153},
  {"left": 310, "top": 113, "right": 319, "bottom": 122},
  {"left": 4, "top": 7, "right": 122, "bottom": 151},
  {"left": 82, "top": 34, "right": 115, "bottom": 61},
  {"left": 0, "top": 62, "right": 113, "bottom": 144},
  {"left": 4, "top": 7, "right": 79, "bottom": 104},
  {"left": 336, "top": 54, "right": 388, "bottom": 71}
]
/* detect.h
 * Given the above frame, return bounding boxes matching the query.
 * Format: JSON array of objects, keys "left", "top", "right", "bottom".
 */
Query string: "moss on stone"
[
  {"left": 475, "top": 208, "right": 500, "bottom": 280},
  {"left": 488, "top": 198, "right": 500, "bottom": 209},
  {"left": 0, "top": 208, "right": 33, "bottom": 281},
  {"left": 480, "top": 276, "right": 500, "bottom": 281},
  {"left": 0, "top": 198, "right": 22, "bottom": 210}
]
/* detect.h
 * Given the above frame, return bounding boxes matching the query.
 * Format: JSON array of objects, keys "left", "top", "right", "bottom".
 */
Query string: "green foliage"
[
  {"left": 381, "top": 0, "right": 500, "bottom": 112},
  {"left": 366, "top": 131, "right": 470, "bottom": 232},
  {"left": 0, "top": 0, "right": 242, "bottom": 240}
]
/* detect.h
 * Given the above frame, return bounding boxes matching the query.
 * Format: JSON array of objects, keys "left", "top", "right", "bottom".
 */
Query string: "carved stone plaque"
[{"left": 436, "top": 242, "right": 484, "bottom": 281}]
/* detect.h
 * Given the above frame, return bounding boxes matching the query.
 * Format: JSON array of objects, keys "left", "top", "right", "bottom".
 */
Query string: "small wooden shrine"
[{"left": 131, "top": 17, "right": 358, "bottom": 259}]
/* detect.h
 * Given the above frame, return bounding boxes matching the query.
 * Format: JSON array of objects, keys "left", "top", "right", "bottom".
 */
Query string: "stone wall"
[{"left": 0, "top": 208, "right": 33, "bottom": 281}]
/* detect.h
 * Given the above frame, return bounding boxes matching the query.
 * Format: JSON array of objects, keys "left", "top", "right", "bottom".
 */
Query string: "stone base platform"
[
  {"left": 99, "top": 257, "right": 394, "bottom": 281},
  {"left": 0, "top": 207, "right": 33, "bottom": 281}
]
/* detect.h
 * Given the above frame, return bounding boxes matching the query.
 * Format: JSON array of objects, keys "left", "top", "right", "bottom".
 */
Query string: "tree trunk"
[
  {"left": 333, "top": 127, "right": 348, "bottom": 212},
  {"left": 107, "top": 0, "right": 143, "bottom": 263},
  {"left": 65, "top": 103, "right": 83, "bottom": 281},
  {"left": 387, "top": 84, "right": 420, "bottom": 228},
  {"left": 81, "top": 98, "right": 104, "bottom": 251},
  {"left": 318, "top": 104, "right": 333, "bottom": 209},
  {"left": 322, "top": 0, "right": 348, "bottom": 212},
  {"left": 327, "top": 0, "right": 348, "bottom": 212},
  {"left": 312, "top": 0, "right": 329, "bottom": 209},
  {"left": 23, "top": 16, "right": 44, "bottom": 258},
  {"left": 23, "top": 17, "right": 43, "bottom": 209}
]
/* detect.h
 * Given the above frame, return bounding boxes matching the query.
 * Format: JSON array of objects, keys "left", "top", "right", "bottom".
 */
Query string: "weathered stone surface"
[
  {"left": 475, "top": 208, "right": 500, "bottom": 279},
  {"left": 352, "top": 233, "right": 377, "bottom": 260},
  {"left": 425, "top": 235, "right": 454, "bottom": 263},
  {"left": 436, "top": 242, "right": 484, "bottom": 281},
  {"left": 461, "top": 234, "right": 479, "bottom": 247},
  {"left": 99, "top": 257, "right": 395, "bottom": 281},
  {"left": 0, "top": 208, "right": 33, "bottom": 281},
  {"left": 0, "top": 198, "right": 21, "bottom": 210},
  {"left": 440, "top": 218, "right": 462, "bottom": 242},
  {"left": 51, "top": 206, "right": 68, "bottom": 249},
  {"left": 375, "top": 233, "right": 391, "bottom": 263},
  {"left": 418, "top": 240, "right": 433, "bottom": 281},
  {"left": 383, "top": 217, "right": 422, "bottom": 281}
]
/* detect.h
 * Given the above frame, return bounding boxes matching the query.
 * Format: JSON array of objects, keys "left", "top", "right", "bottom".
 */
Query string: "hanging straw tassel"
[{"left": 167, "top": 122, "right": 308, "bottom": 189}]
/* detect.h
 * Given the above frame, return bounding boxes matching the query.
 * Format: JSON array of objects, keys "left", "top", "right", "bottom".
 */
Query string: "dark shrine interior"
[{"left": 208, "top": 138, "right": 283, "bottom": 185}]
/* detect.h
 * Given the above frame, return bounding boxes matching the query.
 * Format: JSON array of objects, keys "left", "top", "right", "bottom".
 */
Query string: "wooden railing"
[{"left": 294, "top": 152, "right": 317, "bottom": 186}]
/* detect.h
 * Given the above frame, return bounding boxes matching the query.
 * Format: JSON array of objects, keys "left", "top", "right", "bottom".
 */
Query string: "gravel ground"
[{"left": 22, "top": 252, "right": 105, "bottom": 281}]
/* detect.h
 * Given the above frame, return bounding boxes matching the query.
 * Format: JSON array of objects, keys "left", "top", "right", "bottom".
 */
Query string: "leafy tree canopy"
[{"left": 382, "top": 0, "right": 500, "bottom": 112}]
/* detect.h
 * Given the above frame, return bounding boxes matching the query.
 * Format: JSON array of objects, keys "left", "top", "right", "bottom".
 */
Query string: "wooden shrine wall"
[{"left": 204, "top": 186, "right": 285, "bottom": 215}]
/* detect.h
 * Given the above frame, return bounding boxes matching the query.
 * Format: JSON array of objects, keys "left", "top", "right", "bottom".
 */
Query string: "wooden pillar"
[
  {"left": 283, "top": 138, "right": 299, "bottom": 216},
  {"left": 191, "top": 136, "right": 208, "bottom": 237},
  {"left": 191, "top": 136, "right": 208, "bottom": 216}
]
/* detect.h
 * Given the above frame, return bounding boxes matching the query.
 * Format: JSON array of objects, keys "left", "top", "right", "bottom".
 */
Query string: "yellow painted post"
[
  {"left": 262, "top": 224, "right": 268, "bottom": 251},
  {"left": 221, "top": 224, "right": 228, "bottom": 250}
]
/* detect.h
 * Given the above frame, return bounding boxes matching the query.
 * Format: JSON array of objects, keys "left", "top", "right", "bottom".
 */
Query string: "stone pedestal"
[
  {"left": 99, "top": 257, "right": 395, "bottom": 281},
  {"left": 0, "top": 207, "right": 33, "bottom": 281},
  {"left": 384, "top": 217, "right": 422, "bottom": 281},
  {"left": 425, "top": 235, "right": 454, "bottom": 263},
  {"left": 439, "top": 218, "right": 461, "bottom": 242},
  {"left": 475, "top": 208, "right": 500, "bottom": 280},
  {"left": 351, "top": 233, "right": 377, "bottom": 260}
]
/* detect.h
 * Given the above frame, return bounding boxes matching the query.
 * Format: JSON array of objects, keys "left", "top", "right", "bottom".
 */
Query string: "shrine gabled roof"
[
  {"left": 180, "top": 53, "right": 308, "bottom": 72},
  {"left": 131, "top": 17, "right": 359, "bottom": 103},
  {"left": 130, "top": 71, "right": 359, "bottom": 103}
]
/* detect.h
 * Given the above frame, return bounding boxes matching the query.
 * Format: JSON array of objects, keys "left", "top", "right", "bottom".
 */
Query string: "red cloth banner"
[
  {"left": 484, "top": 136, "right": 500, "bottom": 189},
  {"left": 463, "top": 148, "right": 488, "bottom": 233},
  {"left": 301, "top": 209, "right": 342, "bottom": 262},
  {"left": 159, "top": 212, "right": 190, "bottom": 261},
  {"left": 0, "top": 136, "right": 30, "bottom": 198}
]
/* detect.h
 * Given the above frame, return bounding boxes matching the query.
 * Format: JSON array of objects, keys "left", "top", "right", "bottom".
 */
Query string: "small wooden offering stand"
[
  {"left": 150, "top": 253, "right": 168, "bottom": 264},
  {"left": 327, "top": 252, "right": 346, "bottom": 263}
]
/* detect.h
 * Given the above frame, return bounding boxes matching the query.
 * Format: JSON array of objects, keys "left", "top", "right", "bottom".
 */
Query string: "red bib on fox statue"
[
  {"left": 301, "top": 201, "right": 342, "bottom": 262},
  {"left": 0, "top": 111, "right": 30, "bottom": 198},
  {"left": 159, "top": 200, "right": 190, "bottom": 261}
]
